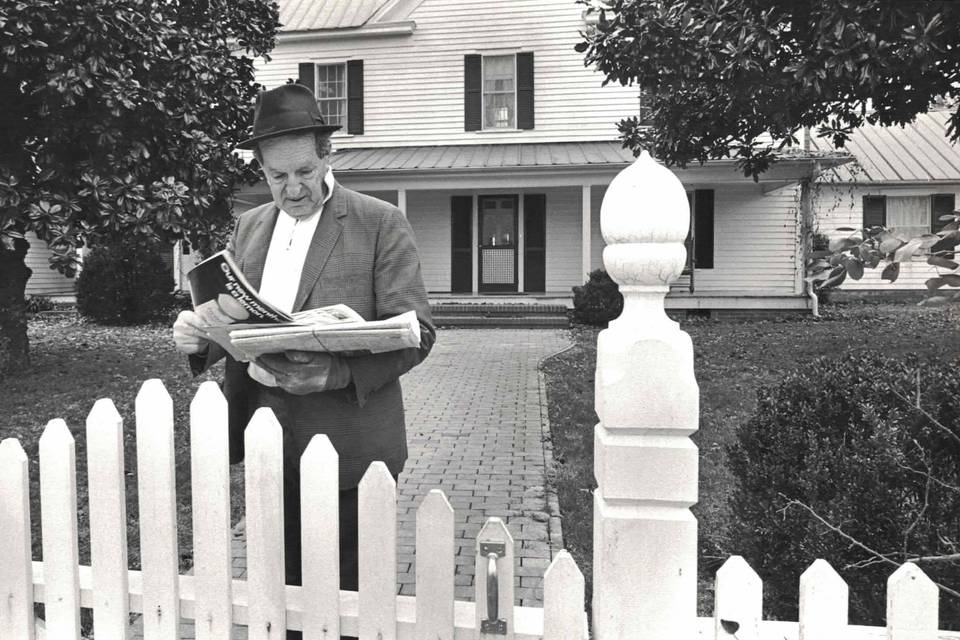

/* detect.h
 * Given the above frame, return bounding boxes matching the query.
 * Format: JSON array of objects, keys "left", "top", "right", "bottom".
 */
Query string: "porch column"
[
  {"left": 471, "top": 195, "right": 479, "bottom": 293},
  {"left": 397, "top": 188, "right": 407, "bottom": 217},
  {"left": 582, "top": 184, "right": 592, "bottom": 279},
  {"left": 593, "top": 152, "right": 699, "bottom": 639},
  {"left": 173, "top": 241, "right": 182, "bottom": 289}
]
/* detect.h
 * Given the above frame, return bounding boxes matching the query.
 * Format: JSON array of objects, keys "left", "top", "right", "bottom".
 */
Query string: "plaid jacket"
[{"left": 193, "top": 183, "right": 435, "bottom": 488}]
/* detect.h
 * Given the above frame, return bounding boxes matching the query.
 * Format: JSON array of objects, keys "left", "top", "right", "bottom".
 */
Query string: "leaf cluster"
[
  {"left": 808, "top": 208, "right": 960, "bottom": 305},
  {"left": 0, "top": 0, "right": 278, "bottom": 271},
  {"left": 577, "top": 0, "right": 960, "bottom": 178}
]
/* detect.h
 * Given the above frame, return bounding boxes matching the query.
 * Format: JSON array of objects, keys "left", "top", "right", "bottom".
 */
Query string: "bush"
[
  {"left": 811, "top": 231, "right": 836, "bottom": 303},
  {"left": 77, "top": 241, "right": 176, "bottom": 325},
  {"left": 24, "top": 295, "right": 56, "bottom": 313},
  {"left": 572, "top": 269, "right": 623, "bottom": 325},
  {"left": 726, "top": 354, "right": 960, "bottom": 628}
]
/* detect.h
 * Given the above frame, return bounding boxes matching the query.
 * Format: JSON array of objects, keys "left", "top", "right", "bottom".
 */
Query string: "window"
[
  {"left": 483, "top": 55, "right": 516, "bottom": 129},
  {"left": 862, "top": 194, "right": 957, "bottom": 238},
  {"left": 315, "top": 63, "right": 347, "bottom": 128}
]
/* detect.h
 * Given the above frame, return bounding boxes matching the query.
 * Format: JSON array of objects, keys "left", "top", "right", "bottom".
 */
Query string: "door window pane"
[{"left": 481, "top": 197, "right": 515, "bottom": 246}]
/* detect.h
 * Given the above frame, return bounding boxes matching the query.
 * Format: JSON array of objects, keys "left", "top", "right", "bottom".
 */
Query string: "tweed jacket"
[{"left": 192, "top": 182, "right": 435, "bottom": 488}]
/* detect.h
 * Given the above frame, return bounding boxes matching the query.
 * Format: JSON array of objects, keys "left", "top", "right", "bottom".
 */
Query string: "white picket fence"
[
  {"left": 0, "top": 379, "right": 588, "bottom": 640},
  {"left": 3, "top": 152, "right": 959, "bottom": 640}
]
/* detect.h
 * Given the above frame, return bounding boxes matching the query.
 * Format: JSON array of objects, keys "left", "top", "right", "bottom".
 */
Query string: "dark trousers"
[{"left": 283, "top": 461, "right": 360, "bottom": 640}]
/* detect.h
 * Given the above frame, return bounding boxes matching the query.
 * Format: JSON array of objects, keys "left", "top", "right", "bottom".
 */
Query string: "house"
[
  {"left": 237, "top": 0, "right": 849, "bottom": 314},
  {"left": 23, "top": 232, "right": 76, "bottom": 300},
  {"left": 813, "top": 109, "right": 960, "bottom": 291}
]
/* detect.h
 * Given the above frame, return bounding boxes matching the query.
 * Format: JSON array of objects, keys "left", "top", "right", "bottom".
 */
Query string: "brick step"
[
  {"left": 432, "top": 314, "right": 570, "bottom": 328},
  {"left": 430, "top": 303, "right": 569, "bottom": 316}
]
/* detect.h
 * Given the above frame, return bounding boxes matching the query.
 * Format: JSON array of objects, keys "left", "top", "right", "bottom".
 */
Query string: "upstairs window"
[
  {"left": 483, "top": 55, "right": 516, "bottom": 129},
  {"left": 315, "top": 63, "right": 347, "bottom": 128}
]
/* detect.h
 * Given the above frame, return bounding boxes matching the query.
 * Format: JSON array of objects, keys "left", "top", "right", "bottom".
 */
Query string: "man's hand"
[
  {"left": 254, "top": 351, "right": 351, "bottom": 395},
  {"left": 173, "top": 294, "right": 250, "bottom": 355}
]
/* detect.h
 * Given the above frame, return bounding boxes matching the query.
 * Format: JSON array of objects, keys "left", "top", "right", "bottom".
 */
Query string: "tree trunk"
[{"left": 0, "top": 237, "right": 32, "bottom": 375}]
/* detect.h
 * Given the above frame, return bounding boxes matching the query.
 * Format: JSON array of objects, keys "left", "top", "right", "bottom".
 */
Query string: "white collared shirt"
[{"left": 258, "top": 167, "right": 336, "bottom": 314}]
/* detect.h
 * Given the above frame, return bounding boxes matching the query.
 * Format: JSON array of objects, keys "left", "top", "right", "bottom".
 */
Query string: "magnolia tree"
[
  {"left": 577, "top": 0, "right": 960, "bottom": 301},
  {"left": 0, "top": 0, "right": 278, "bottom": 373}
]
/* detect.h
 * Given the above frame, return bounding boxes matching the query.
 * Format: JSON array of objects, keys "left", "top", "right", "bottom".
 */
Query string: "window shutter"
[
  {"left": 464, "top": 55, "right": 482, "bottom": 131},
  {"left": 451, "top": 196, "right": 474, "bottom": 292},
  {"left": 863, "top": 195, "right": 886, "bottom": 227},
  {"left": 347, "top": 59, "right": 364, "bottom": 135},
  {"left": 694, "top": 189, "right": 714, "bottom": 269},
  {"left": 298, "top": 63, "right": 316, "bottom": 95},
  {"left": 931, "top": 193, "right": 955, "bottom": 233},
  {"left": 517, "top": 52, "right": 535, "bottom": 130},
  {"left": 523, "top": 193, "right": 546, "bottom": 292}
]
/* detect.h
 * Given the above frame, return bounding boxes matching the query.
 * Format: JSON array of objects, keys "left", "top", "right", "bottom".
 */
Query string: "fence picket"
[
  {"left": 543, "top": 550, "right": 586, "bottom": 640},
  {"left": 475, "top": 517, "right": 515, "bottom": 640},
  {"left": 0, "top": 438, "right": 35, "bottom": 639},
  {"left": 86, "top": 399, "right": 129, "bottom": 640},
  {"left": 799, "top": 559, "right": 847, "bottom": 640},
  {"left": 359, "top": 461, "right": 397, "bottom": 640},
  {"left": 415, "top": 489, "right": 455, "bottom": 640},
  {"left": 190, "top": 381, "right": 233, "bottom": 639},
  {"left": 39, "top": 419, "right": 81, "bottom": 639},
  {"left": 245, "top": 408, "right": 287, "bottom": 639},
  {"left": 301, "top": 434, "right": 340, "bottom": 640},
  {"left": 887, "top": 563, "right": 939, "bottom": 640},
  {"left": 714, "top": 556, "right": 761, "bottom": 640},
  {"left": 136, "top": 379, "right": 180, "bottom": 640}
]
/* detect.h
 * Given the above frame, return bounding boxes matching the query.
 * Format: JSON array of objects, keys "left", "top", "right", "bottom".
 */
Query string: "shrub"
[
  {"left": 77, "top": 241, "right": 175, "bottom": 325},
  {"left": 572, "top": 269, "right": 623, "bottom": 325},
  {"left": 811, "top": 231, "right": 836, "bottom": 303},
  {"left": 24, "top": 295, "right": 56, "bottom": 313},
  {"left": 726, "top": 354, "right": 960, "bottom": 628}
]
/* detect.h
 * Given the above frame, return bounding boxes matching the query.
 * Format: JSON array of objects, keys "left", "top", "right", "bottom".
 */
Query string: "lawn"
[{"left": 541, "top": 299, "right": 960, "bottom": 612}]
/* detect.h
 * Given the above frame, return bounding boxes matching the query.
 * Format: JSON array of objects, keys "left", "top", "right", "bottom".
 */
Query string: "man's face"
[{"left": 259, "top": 132, "right": 331, "bottom": 218}]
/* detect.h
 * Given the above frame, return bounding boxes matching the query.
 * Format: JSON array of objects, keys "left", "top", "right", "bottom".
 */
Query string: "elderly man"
[{"left": 173, "top": 83, "right": 435, "bottom": 638}]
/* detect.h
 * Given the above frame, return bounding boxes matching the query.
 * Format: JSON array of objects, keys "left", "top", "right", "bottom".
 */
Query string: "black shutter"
[
  {"left": 863, "top": 195, "right": 886, "bottom": 227},
  {"left": 451, "top": 196, "right": 473, "bottom": 292},
  {"left": 298, "top": 63, "right": 315, "bottom": 94},
  {"left": 517, "top": 52, "right": 535, "bottom": 130},
  {"left": 694, "top": 189, "right": 714, "bottom": 269},
  {"left": 347, "top": 59, "right": 364, "bottom": 135},
  {"left": 931, "top": 193, "right": 955, "bottom": 233},
  {"left": 464, "top": 55, "right": 482, "bottom": 131},
  {"left": 523, "top": 194, "right": 546, "bottom": 292}
]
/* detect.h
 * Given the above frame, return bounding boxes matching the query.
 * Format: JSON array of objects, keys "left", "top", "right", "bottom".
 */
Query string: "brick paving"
[{"left": 130, "top": 328, "right": 570, "bottom": 638}]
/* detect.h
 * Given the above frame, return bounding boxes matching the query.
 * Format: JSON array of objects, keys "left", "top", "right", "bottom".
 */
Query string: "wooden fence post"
[
  {"left": 592, "top": 151, "right": 700, "bottom": 640},
  {"left": 300, "top": 434, "right": 341, "bottom": 640},
  {"left": 0, "top": 438, "right": 35, "bottom": 639},
  {"left": 799, "top": 559, "right": 848, "bottom": 640},
  {"left": 359, "top": 462, "right": 398, "bottom": 640},
  {"left": 714, "top": 556, "right": 761, "bottom": 640},
  {"left": 415, "top": 489, "right": 455, "bottom": 640},
  {"left": 887, "top": 563, "right": 939, "bottom": 640}
]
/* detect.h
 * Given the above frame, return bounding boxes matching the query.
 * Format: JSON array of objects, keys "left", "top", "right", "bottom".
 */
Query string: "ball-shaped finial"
[{"left": 600, "top": 151, "right": 690, "bottom": 288}]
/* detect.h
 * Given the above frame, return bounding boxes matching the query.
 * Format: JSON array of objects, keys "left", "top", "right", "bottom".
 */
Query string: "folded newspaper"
[{"left": 187, "top": 250, "right": 420, "bottom": 361}]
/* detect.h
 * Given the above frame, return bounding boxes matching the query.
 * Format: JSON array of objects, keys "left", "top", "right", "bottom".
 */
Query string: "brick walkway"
[{"left": 131, "top": 328, "right": 571, "bottom": 638}]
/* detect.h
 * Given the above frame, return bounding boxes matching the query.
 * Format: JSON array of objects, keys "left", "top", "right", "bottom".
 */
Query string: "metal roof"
[
  {"left": 278, "top": 0, "right": 392, "bottom": 32},
  {"left": 810, "top": 110, "right": 960, "bottom": 183},
  {"left": 330, "top": 141, "right": 637, "bottom": 172}
]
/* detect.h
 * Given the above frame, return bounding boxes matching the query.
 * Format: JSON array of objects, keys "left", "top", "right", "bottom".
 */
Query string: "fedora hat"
[{"left": 237, "top": 83, "right": 340, "bottom": 149}]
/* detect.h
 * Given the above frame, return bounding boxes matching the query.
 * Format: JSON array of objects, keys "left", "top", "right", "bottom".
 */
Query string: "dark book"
[{"left": 187, "top": 250, "right": 292, "bottom": 323}]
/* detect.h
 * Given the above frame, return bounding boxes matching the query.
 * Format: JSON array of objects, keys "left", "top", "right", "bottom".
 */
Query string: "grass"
[
  {"left": 0, "top": 314, "right": 244, "bottom": 586},
  {"left": 541, "top": 299, "right": 960, "bottom": 613}
]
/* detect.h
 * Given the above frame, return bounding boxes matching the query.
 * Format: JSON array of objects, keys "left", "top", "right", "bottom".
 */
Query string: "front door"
[{"left": 478, "top": 195, "right": 518, "bottom": 293}]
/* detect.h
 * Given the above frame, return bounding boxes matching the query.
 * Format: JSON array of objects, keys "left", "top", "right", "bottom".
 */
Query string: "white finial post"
[{"left": 592, "top": 151, "right": 700, "bottom": 639}]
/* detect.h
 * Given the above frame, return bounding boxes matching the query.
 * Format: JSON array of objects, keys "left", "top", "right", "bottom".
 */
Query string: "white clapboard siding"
[
  {"left": 189, "top": 381, "right": 233, "bottom": 640},
  {"left": 23, "top": 231, "right": 75, "bottom": 297},
  {"left": 798, "top": 559, "right": 848, "bottom": 640},
  {"left": 543, "top": 187, "right": 587, "bottom": 292},
  {"left": 300, "top": 434, "right": 341, "bottom": 640},
  {"left": 542, "top": 551, "right": 586, "bottom": 640},
  {"left": 475, "top": 517, "right": 516, "bottom": 640},
  {"left": 39, "top": 419, "right": 81, "bottom": 639},
  {"left": 415, "top": 489, "right": 455, "bottom": 639},
  {"left": 359, "top": 462, "right": 398, "bottom": 640},
  {"left": 245, "top": 408, "right": 287, "bottom": 640},
  {"left": 714, "top": 556, "right": 762, "bottom": 640},
  {"left": 255, "top": 0, "right": 638, "bottom": 148},
  {"left": 406, "top": 190, "right": 455, "bottom": 292},
  {"left": 887, "top": 563, "right": 939, "bottom": 640},
  {"left": 86, "top": 399, "right": 129, "bottom": 640},
  {"left": 0, "top": 438, "right": 35, "bottom": 639},
  {"left": 136, "top": 379, "right": 180, "bottom": 640}
]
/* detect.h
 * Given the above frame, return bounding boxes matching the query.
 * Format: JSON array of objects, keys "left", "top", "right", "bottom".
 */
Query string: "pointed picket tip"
[
  {"left": 359, "top": 460, "right": 397, "bottom": 492},
  {"left": 801, "top": 559, "right": 846, "bottom": 588},
  {"left": 0, "top": 437, "right": 27, "bottom": 462},
  {"left": 477, "top": 516, "right": 514, "bottom": 546},
  {"left": 302, "top": 433, "right": 338, "bottom": 463},
  {"left": 39, "top": 418, "right": 74, "bottom": 449},
  {"left": 136, "top": 378, "right": 172, "bottom": 407},
  {"left": 887, "top": 562, "right": 939, "bottom": 635},
  {"left": 86, "top": 398, "right": 122, "bottom": 428},
  {"left": 888, "top": 562, "right": 938, "bottom": 596},
  {"left": 418, "top": 488, "right": 454, "bottom": 518},
  {"left": 544, "top": 550, "right": 584, "bottom": 586},
  {"left": 190, "top": 379, "right": 227, "bottom": 411},
  {"left": 717, "top": 555, "right": 760, "bottom": 582},
  {"left": 246, "top": 406, "right": 282, "bottom": 436}
]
